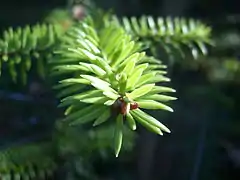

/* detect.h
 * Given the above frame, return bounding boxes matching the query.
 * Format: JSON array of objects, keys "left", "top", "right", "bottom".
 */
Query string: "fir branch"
[
  {"left": 0, "top": 142, "right": 57, "bottom": 179},
  {"left": 51, "top": 16, "right": 176, "bottom": 157},
  {"left": 110, "top": 15, "right": 213, "bottom": 60},
  {"left": 0, "top": 23, "right": 64, "bottom": 84}
]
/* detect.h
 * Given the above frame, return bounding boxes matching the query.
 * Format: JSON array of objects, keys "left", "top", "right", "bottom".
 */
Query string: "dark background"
[
  {"left": 0, "top": 0, "right": 240, "bottom": 180},
  {"left": 0, "top": 0, "right": 239, "bottom": 28}
]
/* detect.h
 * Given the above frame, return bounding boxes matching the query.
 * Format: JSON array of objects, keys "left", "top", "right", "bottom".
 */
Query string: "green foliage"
[
  {"left": 0, "top": 12, "right": 213, "bottom": 84},
  {"left": 110, "top": 15, "right": 213, "bottom": 60},
  {"left": 0, "top": 3, "right": 217, "bottom": 177},
  {"left": 0, "top": 23, "right": 64, "bottom": 84},
  {"left": 0, "top": 142, "right": 57, "bottom": 180},
  {"left": 51, "top": 16, "right": 176, "bottom": 156}
]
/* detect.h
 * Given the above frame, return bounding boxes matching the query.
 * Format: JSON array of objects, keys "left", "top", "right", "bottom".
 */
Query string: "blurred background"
[{"left": 0, "top": 0, "right": 240, "bottom": 180}]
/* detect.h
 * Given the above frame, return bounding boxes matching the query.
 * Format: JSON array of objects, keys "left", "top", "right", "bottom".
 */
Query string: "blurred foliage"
[
  {"left": 55, "top": 123, "right": 136, "bottom": 159},
  {"left": 0, "top": 142, "right": 57, "bottom": 180},
  {"left": 0, "top": 123, "right": 136, "bottom": 180},
  {"left": 44, "top": 9, "right": 73, "bottom": 30}
]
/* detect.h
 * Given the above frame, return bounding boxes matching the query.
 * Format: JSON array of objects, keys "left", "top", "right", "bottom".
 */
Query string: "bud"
[
  {"left": 72, "top": 5, "right": 86, "bottom": 20},
  {"left": 130, "top": 102, "right": 139, "bottom": 110}
]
